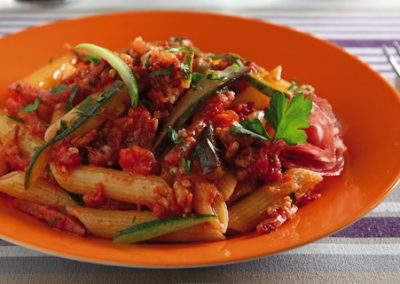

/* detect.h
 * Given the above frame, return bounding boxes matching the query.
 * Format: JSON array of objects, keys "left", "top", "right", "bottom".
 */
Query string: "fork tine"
[
  {"left": 382, "top": 44, "right": 400, "bottom": 77},
  {"left": 393, "top": 41, "right": 400, "bottom": 57}
]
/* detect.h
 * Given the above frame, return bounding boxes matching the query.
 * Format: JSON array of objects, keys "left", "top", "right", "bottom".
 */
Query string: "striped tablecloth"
[{"left": 0, "top": 3, "right": 399, "bottom": 283}]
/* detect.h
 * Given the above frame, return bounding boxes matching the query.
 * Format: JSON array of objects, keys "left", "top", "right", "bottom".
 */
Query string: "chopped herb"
[
  {"left": 192, "top": 72, "right": 206, "bottom": 86},
  {"left": 264, "top": 92, "right": 312, "bottom": 145},
  {"left": 231, "top": 119, "right": 270, "bottom": 141},
  {"left": 20, "top": 98, "right": 41, "bottom": 113},
  {"left": 181, "top": 157, "right": 191, "bottom": 175},
  {"left": 150, "top": 64, "right": 174, "bottom": 77},
  {"left": 7, "top": 115, "right": 22, "bottom": 123},
  {"left": 134, "top": 57, "right": 141, "bottom": 64},
  {"left": 165, "top": 46, "right": 190, "bottom": 53},
  {"left": 167, "top": 126, "right": 183, "bottom": 144},
  {"left": 50, "top": 84, "right": 68, "bottom": 94},
  {"left": 77, "top": 97, "right": 93, "bottom": 115},
  {"left": 180, "top": 145, "right": 188, "bottom": 151},
  {"left": 66, "top": 85, "right": 79, "bottom": 112},
  {"left": 84, "top": 55, "right": 101, "bottom": 66},
  {"left": 180, "top": 62, "right": 190, "bottom": 74}
]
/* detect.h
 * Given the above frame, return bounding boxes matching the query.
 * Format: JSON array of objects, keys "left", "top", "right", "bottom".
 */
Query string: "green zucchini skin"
[
  {"left": 245, "top": 74, "right": 290, "bottom": 98},
  {"left": 24, "top": 81, "right": 124, "bottom": 189},
  {"left": 114, "top": 214, "right": 217, "bottom": 243},
  {"left": 153, "top": 65, "right": 250, "bottom": 155}
]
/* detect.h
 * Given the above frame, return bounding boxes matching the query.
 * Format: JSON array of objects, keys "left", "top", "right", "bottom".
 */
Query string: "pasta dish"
[{"left": 0, "top": 37, "right": 346, "bottom": 243}]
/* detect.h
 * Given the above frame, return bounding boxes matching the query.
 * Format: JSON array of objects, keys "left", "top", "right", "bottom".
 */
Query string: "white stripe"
[
  {"left": 294, "top": 26, "right": 400, "bottom": 32},
  {"left": 260, "top": 19, "right": 400, "bottom": 25},
  {"left": 357, "top": 56, "right": 390, "bottom": 64},
  {"left": 371, "top": 202, "right": 400, "bottom": 213},
  {"left": 0, "top": 242, "right": 399, "bottom": 257},
  {"left": 303, "top": 32, "right": 400, "bottom": 39},
  {"left": 346, "top": 47, "right": 396, "bottom": 55},
  {"left": 284, "top": 243, "right": 400, "bottom": 255}
]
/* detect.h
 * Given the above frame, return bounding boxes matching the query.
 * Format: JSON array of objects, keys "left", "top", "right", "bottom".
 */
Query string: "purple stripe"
[
  {"left": 330, "top": 39, "right": 400, "bottom": 47},
  {"left": 332, "top": 217, "right": 400, "bottom": 238}
]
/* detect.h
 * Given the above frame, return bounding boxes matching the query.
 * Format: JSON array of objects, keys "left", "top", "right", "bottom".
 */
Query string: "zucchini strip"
[
  {"left": 245, "top": 73, "right": 291, "bottom": 98},
  {"left": 24, "top": 81, "right": 125, "bottom": 189},
  {"left": 75, "top": 43, "right": 139, "bottom": 107},
  {"left": 153, "top": 65, "right": 249, "bottom": 153},
  {"left": 114, "top": 214, "right": 217, "bottom": 243}
]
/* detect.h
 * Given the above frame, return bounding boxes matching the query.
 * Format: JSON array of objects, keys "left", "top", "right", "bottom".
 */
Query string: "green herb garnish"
[
  {"left": 50, "top": 84, "right": 68, "bottom": 94},
  {"left": 150, "top": 64, "right": 174, "bottom": 77},
  {"left": 84, "top": 55, "right": 101, "bottom": 66},
  {"left": 181, "top": 157, "right": 191, "bottom": 175},
  {"left": 167, "top": 127, "right": 183, "bottom": 144},
  {"left": 191, "top": 72, "right": 206, "bottom": 86},
  {"left": 20, "top": 98, "right": 41, "bottom": 113},
  {"left": 66, "top": 85, "right": 79, "bottom": 112},
  {"left": 265, "top": 92, "right": 312, "bottom": 145},
  {"left": 231, "top": 92, "right": 312, "bottom": 146}
]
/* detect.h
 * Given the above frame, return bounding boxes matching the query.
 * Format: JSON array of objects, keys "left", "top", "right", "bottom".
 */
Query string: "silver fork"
[{"left": 382, "top": 41, "right": 400, "bottom": 91}]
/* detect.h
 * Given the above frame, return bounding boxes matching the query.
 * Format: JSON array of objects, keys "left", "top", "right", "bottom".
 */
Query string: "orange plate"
[{"left": 0, "top": 11, "right": 399, "bottom": 268}]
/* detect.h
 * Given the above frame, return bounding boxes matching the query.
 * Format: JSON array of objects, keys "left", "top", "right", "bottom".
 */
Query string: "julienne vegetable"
[
  {"left": 75, "top": 43, "right": 139, "bottom": 107},
  {"left": 0, "top": 36, "right": 346, "bottom": 243},
  {"left": 153, "top": 64, "right": 250, "bottom": 155},
  {"left": 114, "top": 215, "right": 217, "bottom": 243},
  {"left": 24, "top": 81, "right": 124, "bottom": 188}
]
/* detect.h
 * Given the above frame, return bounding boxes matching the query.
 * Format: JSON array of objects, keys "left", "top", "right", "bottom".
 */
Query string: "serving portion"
[{"left": 0, "top": 35, "right": 346, "bottom": 243}]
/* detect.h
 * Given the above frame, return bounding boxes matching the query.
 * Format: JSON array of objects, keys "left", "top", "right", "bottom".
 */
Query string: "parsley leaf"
[
  {"left": 167, "top": 127, "right": 183, "bottom": 144},
  {"left": 191, "top": 72, "right": 206, "bottom": 86},
  {"left": 66, "top": 85, "right": 79, "bottom": 112},
  {"left": 151, "top": 64, "right": 174, "bottom": 77},
  {"left": 181, "top": 157, "right": 191, "bottom": 175},
  {"left": 50, "top": 84, "right": 68, "bottom": 94},
  {"left": 231, "top": 119, "right": 270, "bottom": 141},
  {"left": 264, "top": 92, "right": 312, "bottom": 146},
  {"left": 85, "top": 55, "right": 101, "bottom": 66},
  {"left": 20, "top": 98, "right": 41, "bottom": 113}
]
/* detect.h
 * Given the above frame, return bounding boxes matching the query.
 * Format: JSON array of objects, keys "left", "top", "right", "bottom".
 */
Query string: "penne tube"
[
  {"left": 228, "top": 168, "right": 322, "bottom": 233},
  {"left": 0, "top": 171, "right": 76, "bottom": 210},
  {"left": 217, "top": 171, "right": 237, "bottom": 201},
  {"left": 0, "top": 109, "right": 43, "bottom": 157},
  {"left": 23, "top": 54, "right": 77, "bottom": 89},
  {"left": 193, "top": 181, "right": 227, "bottom": 233},
  {"left": 228, "top": 180, "right": 257, "bottom": 204},
  {"left": 51, "top": 164, "right": 170, "bottom": 208},
  {"left": 67, "top": 206, "right": 224, "bottom": 242},
  {"left": 66, "top": 206, "right": 157, "bottom": 238},
  {"left": 51, "top": 103, "right": 67, "bottom": 123}
]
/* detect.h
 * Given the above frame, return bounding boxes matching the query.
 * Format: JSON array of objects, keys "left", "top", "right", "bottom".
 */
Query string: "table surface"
[{"left": 0, "top": 1, "right": 399, "bottom": 283}]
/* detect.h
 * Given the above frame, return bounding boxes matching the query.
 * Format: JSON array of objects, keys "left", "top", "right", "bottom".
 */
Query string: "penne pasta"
[
  {"left": 228, "top": 168, "right": 322, "bottom": 233},
  {"left": 193, "top": 181, "right": 228, "bottom": 233},
  {"left": 67, "top": 206, "right": 225, "bottom": 242},
  {"left": 0, "top": 171, "right": 76, "bottom": 210},
  {"left": 0, "top": 109, "right": 43, "bottom": 157},
  {"left": 217, "top": 171, "right": 237, "bottom": 201},
  {"left": 51, "top": 164, "right": 170, "bottom": 208},
  {"left": 51, "top": 103, "right": 67, "bottom": 123},
  {"left": 228, "top": 180, "right": 257, "bottom": 204},
  {"left": 23, "top": 54, "right": 77, "bottom": 89},
  {"left": 66, "top": 206, "right": 157, "bottom": 238}
]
